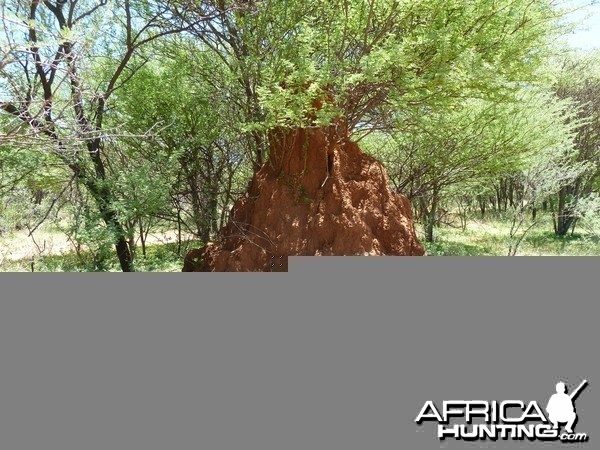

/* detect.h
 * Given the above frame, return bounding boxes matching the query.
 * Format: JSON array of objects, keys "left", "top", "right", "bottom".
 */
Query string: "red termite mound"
[{"left": 182, "top": 122, "right": 424, "bottom": 272}]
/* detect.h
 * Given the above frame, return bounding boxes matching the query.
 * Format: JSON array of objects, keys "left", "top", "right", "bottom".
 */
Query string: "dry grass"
[
  {"left": 2, "top": 214, "right": 599, "bottom": 271},
  {"left": 422, "top": 215, "right": 600, "bottom": 256},
  {"left": 0, "top": 226, "right": 199, "bottom": 272}
]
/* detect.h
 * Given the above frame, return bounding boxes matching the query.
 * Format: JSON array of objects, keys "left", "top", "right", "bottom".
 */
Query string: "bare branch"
[{"left": 74, "top": 0, "right": 108, "bottom": 24}]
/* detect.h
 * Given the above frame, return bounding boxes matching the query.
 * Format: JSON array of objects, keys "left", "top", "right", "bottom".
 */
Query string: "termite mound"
[{"left": 183, "top": 121, "right": 424, "bottom": 272}]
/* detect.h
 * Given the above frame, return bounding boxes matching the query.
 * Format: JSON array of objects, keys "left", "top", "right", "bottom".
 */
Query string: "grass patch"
[
  {"left": 422, "top": 216, "right": 600, "bottom": 256},
  {"left": 1, "top": 240, "right": 203, "bottom": 272},
  {"left": 2, "top": 214, "right": 599, "bottom": 271}
]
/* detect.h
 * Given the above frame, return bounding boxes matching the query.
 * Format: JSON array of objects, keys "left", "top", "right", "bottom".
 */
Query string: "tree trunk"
[
  {"left": 555, "top": 187, "right": 575, "bottom": 236},
  {"left": 208, "top": 182, "right": 220, "bottom": 238},
  {"left": 33, "top": 190, "right": 46, "bottom": 205},
  {"left": 477, "top": 195, "right": 486, "bottom": 219},
  {"left": 83, "top": 142, "right": 134, "bottom": 272},
  {"left": 508, "top": 179, "right": 515, "bottom": 208},
  {"left": 139, "top": 219, "right": 147, "bottom": 258},
  {"left": 423, "top": 188, "right": 439, "bottom": 243},
  {"left": 115, "top": 232, "right": 134, "bottom": 272},
  {"left": 189, "top": 182, "right": 206, "bottom": 240},
  {"left": 97, "top": 202, "right": 134, "bottom": 272},
  {"left": 177, "top": 207, "right": 183, "bottom": 256}
]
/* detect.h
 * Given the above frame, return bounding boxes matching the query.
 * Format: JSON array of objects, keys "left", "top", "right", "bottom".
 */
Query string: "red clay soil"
[{"left": 182, "top": 122, "right": 424, "bottom": 272}]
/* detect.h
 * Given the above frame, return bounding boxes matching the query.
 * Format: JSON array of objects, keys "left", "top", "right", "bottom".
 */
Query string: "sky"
[{"left": 563, "top": 0, "right": 600, "bottom": 50}]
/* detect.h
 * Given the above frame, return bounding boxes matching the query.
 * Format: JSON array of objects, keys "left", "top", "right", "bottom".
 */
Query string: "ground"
[
  {"left": 0, "top": 229, "right": 200, "bottom": 272},
  {"left": 1, "top": 215, "right": 599, "bottom": 271},
  {"left": 425, "top": 216, "right": 600, "bottom": 256}
]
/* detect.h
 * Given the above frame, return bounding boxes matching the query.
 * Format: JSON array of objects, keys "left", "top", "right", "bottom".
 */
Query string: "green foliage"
[
  {"left": 424, "top": 215, "right": 600, "bottom": 256},
  {"left": 179, "top": 0, "right": 565, "bottom": 133},
  {"left": 363, "top": 87, "right": 578, "bottom": 203},
  {"left": 0, "top": 187, "right": 34, "bottom": 232},
  {"left": 54, "top": 202, "right": 117, "bottom": 271},
  {"left": 0, "top": 239, "right": 200, "bottom": 272},
  {"left": 574, "top": 193, "right": 600, "bottom": 236},
  {"left": 2, "top": 0, "right": 600, "bottom": 269},
  {"left": 111, "top": 47, "right": 254, "bottom": 240}
]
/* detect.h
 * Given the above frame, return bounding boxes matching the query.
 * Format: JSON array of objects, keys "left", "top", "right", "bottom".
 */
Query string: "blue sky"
[{"left": 563, "top": 0, "right": 600, "bottom": 50}]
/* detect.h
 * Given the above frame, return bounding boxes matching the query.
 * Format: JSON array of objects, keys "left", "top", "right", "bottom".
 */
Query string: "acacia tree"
[
  {"left": 0, "top": 0, "right": 205, "bottom": 270},
  {"left": 363, "top": 89, "right": 577, "bottom": 242},
  {"left": 505, "top": 144, "right": 587, "bottom": 255},
  {"left": 112, "top": 47, "right": 252, "bottom": 244},
  {"left": 168, "top": 0, "right": 570, "bottom": 246},
  {"left": 171, "top": 0, "right": 565, "bottom": 144},
  {"left": 0, "top": 0, "right": 577, "bottom": 268},
  {"left": 551, "top": 53, "right": 600, "bottom": 235}
]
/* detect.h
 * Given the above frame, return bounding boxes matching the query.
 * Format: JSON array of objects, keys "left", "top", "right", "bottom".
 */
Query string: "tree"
[
  {"left": 173, "top": 0, "right": 566, "bottom": 147},
  {"left": 0, "top": 0, "right": 584, "bottom": 267},
  {"left": 505, "top": 144, "right": 587, "bottom": 255},
  {"left": 112, "top": 47, "right": 252, "bottom": 244},
  {"left": 550, "top": 52, "right": 600, "bottom": 235},
  {"left": 0, "top": 0, "right": 197, "bottom": 270},
  {"left": 363, "top": 89, "right": 576, "bottom": 242}
]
